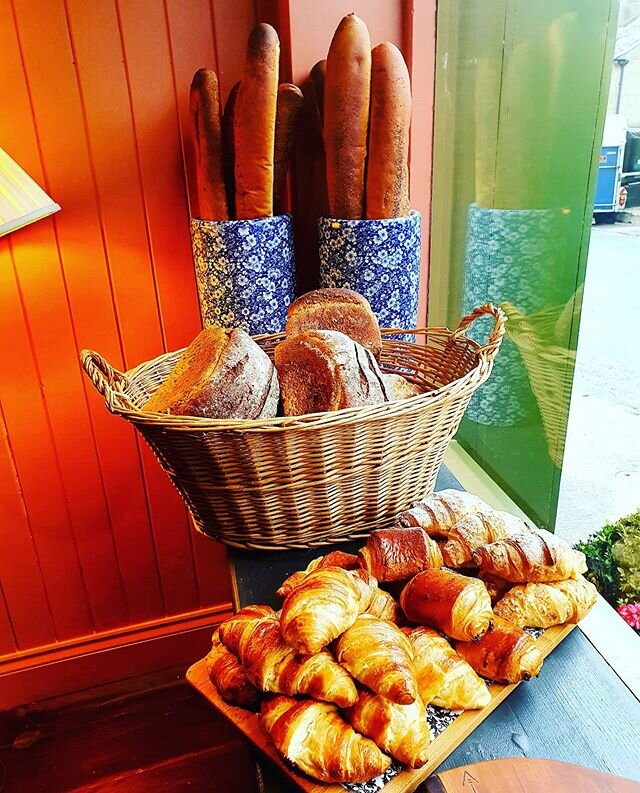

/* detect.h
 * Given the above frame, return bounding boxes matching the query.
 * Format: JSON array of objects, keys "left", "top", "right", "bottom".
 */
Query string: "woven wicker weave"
[{"left": 81, "top": 304, "right": 505, "bottom": 550}]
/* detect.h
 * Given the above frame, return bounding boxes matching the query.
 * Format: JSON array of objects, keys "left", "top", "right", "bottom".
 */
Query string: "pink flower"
[{"left": 617, "top": 602, "right": 640, "bottom": 631}]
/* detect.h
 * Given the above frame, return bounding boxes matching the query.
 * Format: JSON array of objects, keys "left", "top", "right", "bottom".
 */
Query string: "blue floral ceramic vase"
[
  {"left": 191, "top": 214, "right": 295, "bottom": 335},
  {"left": 318, "top": 211, "right": 421, "bottom": 332}
]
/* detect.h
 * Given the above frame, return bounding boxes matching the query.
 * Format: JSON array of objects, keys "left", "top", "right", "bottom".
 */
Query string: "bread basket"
[{"left": 81, "top": 304, "right": 505, "bottom": 550}]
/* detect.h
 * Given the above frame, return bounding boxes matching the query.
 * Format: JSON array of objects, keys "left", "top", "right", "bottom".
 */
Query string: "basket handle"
[
  {"left": 451, "top": 303, "right": 507, "bottom": 361},
  {"left": 80, "top": 349, "right": 136, "bottom": 411}
]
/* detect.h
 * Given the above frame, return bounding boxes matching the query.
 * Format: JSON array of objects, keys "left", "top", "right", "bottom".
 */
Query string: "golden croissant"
[
  {"left": 472, "top": 529, "right": 587, "bottom": 583},
  {"left": 455, "top": 615, "right": 544, "bottom": 683},
  {"left": 344, "top": 689, "right": 431, "bottom": 768},
  {"left": 441, "top": 510, "right": 530, "bottom": 568},
  {"left": 276, "top": 551, "right": 359, "bottom": 599},
  {"left": 206, "top": 629, "right": 260, "bottom": 709},
  {"left": 280, "top": 566, "right": 377, "bottom": 653},
  {"left": 218, "top": 605, "right": 357, "bottom": 707},
  {"left": 399, "top": 568, "right": 494, "bottom": 642},
  {"left": 494, "top": 576, "right": 597, "bottom": 628},
  {"left": 334, "top": 613, "right": 419, "bottom": 704},
  {"left": 405, "top": 626, "right": 491, "bottom": 710},
  {"left": 261, "top": 695, "right": 392, "bottom": 783},
  {"left": 397, "top": 489, "right": 489, "bottom": 538},
  {"left": 364, "top": 587, "right": 403, "bottom": 623}
]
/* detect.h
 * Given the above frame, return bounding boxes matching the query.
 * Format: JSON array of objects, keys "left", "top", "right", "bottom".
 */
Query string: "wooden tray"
[{"left": 187, "top": 623, "right": 575, "bottom": 793}]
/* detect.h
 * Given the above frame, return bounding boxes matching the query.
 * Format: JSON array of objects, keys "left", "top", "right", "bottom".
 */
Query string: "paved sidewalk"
[{"left": 555, "top": 223, "right": 640, "bottom": 545}]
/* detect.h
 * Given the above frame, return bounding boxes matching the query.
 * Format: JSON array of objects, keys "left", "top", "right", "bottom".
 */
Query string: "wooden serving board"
[{"left": 187, "top": 623, "right": 575, "bottom": 793}]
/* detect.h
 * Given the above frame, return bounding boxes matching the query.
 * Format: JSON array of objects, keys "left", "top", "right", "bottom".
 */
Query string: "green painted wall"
[{"left": 429, "top": 0, "right": 619, "bottom": 529}]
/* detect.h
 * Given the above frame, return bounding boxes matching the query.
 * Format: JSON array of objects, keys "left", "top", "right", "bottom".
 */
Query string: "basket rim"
[{"left": 101, "top": 328, "right": 494, "bottom": 432}]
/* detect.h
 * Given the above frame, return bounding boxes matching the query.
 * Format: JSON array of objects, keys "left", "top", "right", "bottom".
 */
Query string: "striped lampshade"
[{"left": 0, "top": 147, "right": 60, "bottom": 237}]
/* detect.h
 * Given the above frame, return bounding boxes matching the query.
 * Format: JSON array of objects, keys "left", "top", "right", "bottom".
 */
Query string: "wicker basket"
[
  {"left": 81, "top": 304, "right": 505, "bottom": 550},
  {"left": 502, "top": 302, "right": 576, "bottom": 468}
]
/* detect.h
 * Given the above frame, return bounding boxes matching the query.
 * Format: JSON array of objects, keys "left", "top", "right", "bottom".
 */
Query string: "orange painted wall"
[{"left": 0, "top": 0, "right": 435, "bottom": 700}]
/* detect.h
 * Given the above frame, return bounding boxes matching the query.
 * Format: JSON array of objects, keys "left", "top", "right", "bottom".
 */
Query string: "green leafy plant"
[
  {"left": 575, "top": 521, "right": 619, "bottom": 601},
  {"left": 575, "top": 508, "right": 640, "bottom": 613}
]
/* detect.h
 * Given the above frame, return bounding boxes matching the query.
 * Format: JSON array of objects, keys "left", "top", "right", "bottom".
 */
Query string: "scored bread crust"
[
  {"left": 143, "top": 327, "right": 279, "bottom": 419},
  {"left": 286, "top": 288, "right": 382, "bottom": 359},
  {"left": 274, "top": 329, "right": 389, "bottom": 416}
]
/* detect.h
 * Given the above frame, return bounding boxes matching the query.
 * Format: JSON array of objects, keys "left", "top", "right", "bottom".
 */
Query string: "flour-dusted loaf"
[
  {"left": 324, "top": 14, "right": 371, "bottom": 219},
  {"left": 143, "top": 327, "right": 279, "bottom": 419},
  {"left": 274, "top": 329, "right": 390, "bottom": 416},
  {"left": 286, "top": 288, "right": 382, "bottom": 358},
  {"left": 365, "top": 42, "right": 411, "bottom": 219}
]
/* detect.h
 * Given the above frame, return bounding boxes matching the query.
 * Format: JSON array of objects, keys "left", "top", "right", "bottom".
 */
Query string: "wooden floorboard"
[{"left": 0, "top": 672, "right": 259, "bottom": 793}]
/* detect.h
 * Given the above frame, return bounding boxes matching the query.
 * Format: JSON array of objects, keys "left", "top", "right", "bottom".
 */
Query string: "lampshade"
[{"left": 0, "top": 147, "right": 60, "bottom": 237}]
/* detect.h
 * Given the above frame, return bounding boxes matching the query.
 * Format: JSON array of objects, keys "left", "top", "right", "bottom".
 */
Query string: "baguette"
[
  {"left": 235, "top": 23, "right": 280, "bottom": 219},
  {"left": 221, "top": 81, "right": 240, "bottom": 218},
  {"left": 273, "top": 83, "right": 304, "bottom": 214},
  {"left": 324, "top": 14, "right": 371, "bottom": 219},
  {"left": 309, "top": 59, "right": 326, "bottom": 139},
  {"left": 190, "top": 68, "right": 229, "bottom": 220},
  {"left": 365, "top": 42, "right": 411, "bottom": 219}
]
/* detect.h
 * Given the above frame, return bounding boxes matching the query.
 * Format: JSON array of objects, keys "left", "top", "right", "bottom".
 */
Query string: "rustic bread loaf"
[
  {"left": 324, "top": 14, "right": 371, "bottom": 219},
  {"left": 274, "top": 329, "right": 390, "bottom": 416},
  {"left": 286, "top": 288, "right": 382, "bottom": 359},
  {"left": 365, "top": 42, "right": 411, "bottom": 219},
  {"left": 143, "top": 327, "right": 279, "bottom": 419},
  {"left": 383, "top": 373, "right": 421, "bottom": 400}
]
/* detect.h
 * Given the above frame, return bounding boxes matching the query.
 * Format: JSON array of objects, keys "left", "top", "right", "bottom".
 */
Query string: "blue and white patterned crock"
[
  {"left": 191, "top": 214, "right": 295, "bottom": 335},
  {"left": 318, "top": 210, "right": 421, "bottom": 331}
]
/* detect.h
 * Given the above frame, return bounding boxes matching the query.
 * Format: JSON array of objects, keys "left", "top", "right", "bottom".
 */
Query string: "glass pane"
[{"left": 429, "top": 0, "right": 619, "bottom": 529}]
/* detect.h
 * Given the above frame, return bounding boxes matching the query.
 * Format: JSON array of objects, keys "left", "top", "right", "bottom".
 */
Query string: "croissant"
[
  {"left": 344, "top": 689, "right": 431, "bottom": 768},
  {"left": 261, "top": 695, "right": 392, "bottom": 783},
  {"left": 218, "top": 606, "right": 357, "bottom": 707},
  {"left": 494, "top": 576, "right": 597, "bottom": 628},
  {"left": 472, "top": 529, "right": 588, "bottom": 583},
  {"left": 364, "top": 587, "right": 403, "bottom": 623},
  {"left": 397, "top": 489, "right": 489, "bottom": 538},
  {"left": 405, "top": 626, "right": 491, "bottom": 709},
  {"left": 206, "top": 630, "right": 260, "bottom": 709},
  {"left": 276, "top": 551, "right": 359, "bottom": 598},
  {"left": 334, "top": 614, "right": 418, "bottom": 704},
  {"left": 441, "top": 510, "right": 531, "bottom": 568},
  {"left": 280, "top": 566, "right": 376, "bottom": 654},
  {"left": 455, "top": 615, "right": 544, "bottom": 683},
  {"left": 399, "top": 568, "right": 493, "bottom": 641},
  {"left": 477, "top": 571, "right": 513, "bottom": 604},
  {"left": 359, "top": 527, "right": 443, "bottom": 582}
]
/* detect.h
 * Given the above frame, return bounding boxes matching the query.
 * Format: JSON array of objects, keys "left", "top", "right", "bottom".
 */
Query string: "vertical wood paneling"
[
  {"left": 165, "top": 0, "right": 250, "bottom": 607},
  {"left": 0, "top": 401, "right": 53, "bottom": 651},
  {"left": 0, "top": 0, "right": 429, "bottom": 683}
]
